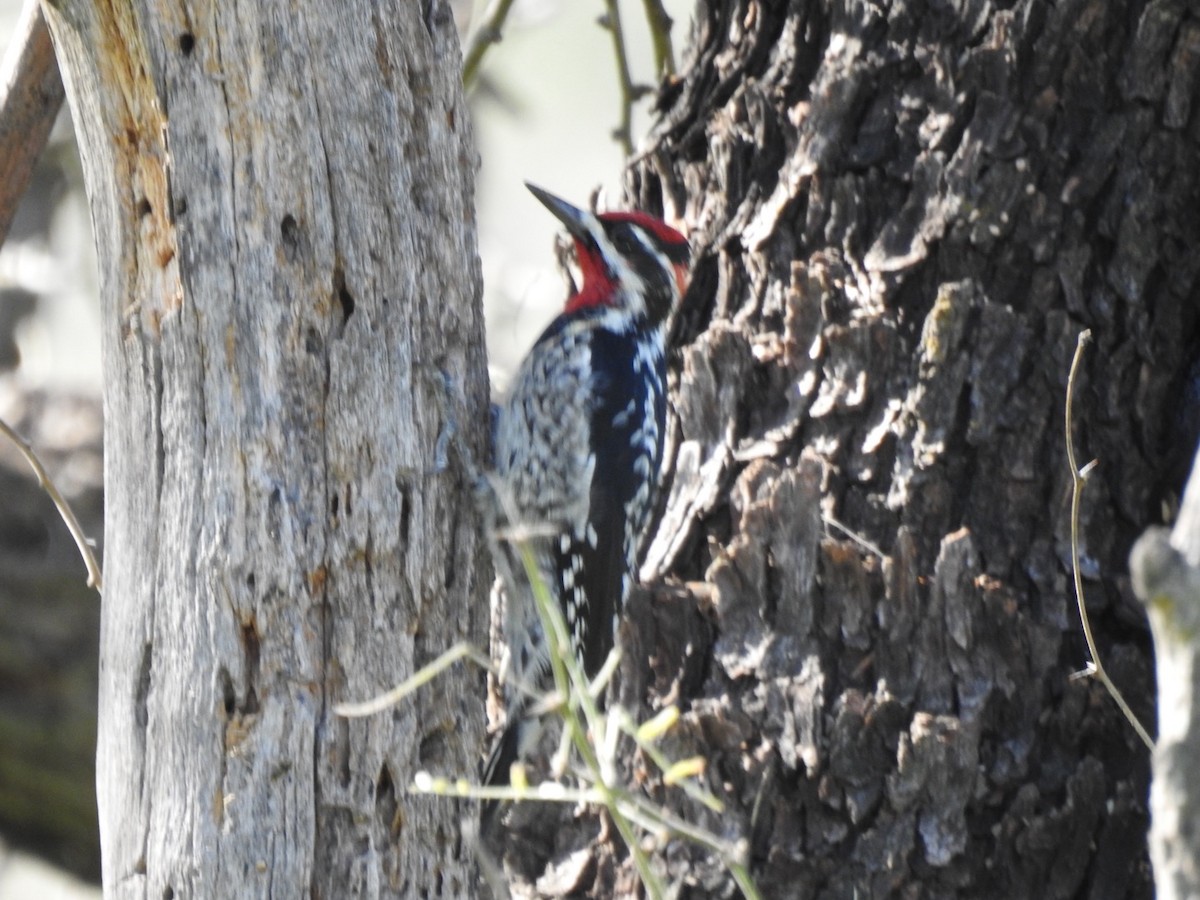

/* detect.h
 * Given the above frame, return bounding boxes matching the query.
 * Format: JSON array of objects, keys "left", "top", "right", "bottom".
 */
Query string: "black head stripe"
[{"left": 657, "top": 234, "right": 690, "bottom": 266}]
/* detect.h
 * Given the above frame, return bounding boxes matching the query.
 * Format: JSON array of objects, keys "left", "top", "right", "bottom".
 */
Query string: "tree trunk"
[
  {"left": 496, "top": 0, "right": 1198, "bottom": 896},
  {"left": 1131, "top": 442, "right": 1200, "bottom": 900},
  {"left": 40, "top": 1, "right": 489, "bottom": 896}
]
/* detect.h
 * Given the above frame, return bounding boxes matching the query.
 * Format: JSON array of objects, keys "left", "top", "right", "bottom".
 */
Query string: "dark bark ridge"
[{"left": 496, "top": 0, "right": 1198, "bottom": 896}]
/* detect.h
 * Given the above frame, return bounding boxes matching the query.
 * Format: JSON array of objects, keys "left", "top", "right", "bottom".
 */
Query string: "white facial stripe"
[
  {"left": 582, "top": 217, "right": 648, "bottom": 316},
  {"left": 628, "top": 226, "right": 682, "bottom": 305}
]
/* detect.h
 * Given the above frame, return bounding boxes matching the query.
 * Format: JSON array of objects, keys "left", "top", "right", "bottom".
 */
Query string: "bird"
[{"left": 479, "top": 183, "right": 691, "bottom": 830}]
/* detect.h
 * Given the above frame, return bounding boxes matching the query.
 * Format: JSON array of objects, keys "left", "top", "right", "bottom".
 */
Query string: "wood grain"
[{"left": 41, "top": 0, "right": 489, "bottom": 895}]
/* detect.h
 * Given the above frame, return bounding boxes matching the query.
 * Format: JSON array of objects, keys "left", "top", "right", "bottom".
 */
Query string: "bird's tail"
[{"left": 480, "top": 716, "right": 525, "bottom": 835}]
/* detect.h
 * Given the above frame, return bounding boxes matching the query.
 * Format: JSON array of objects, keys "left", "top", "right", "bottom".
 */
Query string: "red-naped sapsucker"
[{"left": 481, "top": 184, "right": 691, "bottom": 828}]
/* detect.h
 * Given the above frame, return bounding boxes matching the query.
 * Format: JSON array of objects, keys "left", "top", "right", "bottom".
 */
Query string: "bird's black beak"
[{"left": 525, "top": 183, "right": 594, "bottom": 241}]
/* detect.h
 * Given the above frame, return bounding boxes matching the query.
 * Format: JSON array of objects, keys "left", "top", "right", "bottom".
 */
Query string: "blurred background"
[{"left": 0, "top": 0, "right": 691, "bottom": 894}]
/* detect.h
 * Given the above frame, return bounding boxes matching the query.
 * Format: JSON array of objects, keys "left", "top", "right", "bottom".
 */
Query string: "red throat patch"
[{"left": 563, "top": 240, "right": 620, "bottom": 313}]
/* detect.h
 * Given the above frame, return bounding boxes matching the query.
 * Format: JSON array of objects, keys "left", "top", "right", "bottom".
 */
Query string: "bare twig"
[
  {"left": 823, "top": 513, "right": 886, "bottom": 560},
  {"left": 640, "top": 0, "right": 676, "bottom": 77},
  {"left": 0, "top": 0, "right": 65, "bottom": 249},
  {"left": 334, "top": 642, "right": 495, "bottom": 717},
  {"left": 0, "top": 416, "right": 103, "bottom": 592},
  {"left": 461, "top": 0, "right": 518, "bottom": 91},
  {"left": 1065, "top": 329, "right": 1153, "bottom": 750},
  {"left": 598, "top": 0, "right": 649, "bottom": 155}
]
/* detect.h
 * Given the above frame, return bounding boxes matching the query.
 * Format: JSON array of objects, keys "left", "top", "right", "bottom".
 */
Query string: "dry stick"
[
  {"left": 1065, "top": 329, "right": 1152, "bottom": 750},
  {"left": 333, "top": 642, "right": 494, "bottom": 718},
  {"left": 0, "top": 0, "right": 65, "bottom": 248},
  {"left": 823, "top": 512, "right": 886, "bottom": 560},
  {"left": 0, "top": 9, "right": 94, "bottom": 586},
  {"left": 641, "top": 0, "right": 676, "bottom": 77},
  {"left": 460, "top": 0, "right": 518, "bottom": 91},
  {"left": 599, "top": 0, "right": 647, "bottom": 156},
  {"left": 0, "top": 416, "right": 103, "bottom": 592}
]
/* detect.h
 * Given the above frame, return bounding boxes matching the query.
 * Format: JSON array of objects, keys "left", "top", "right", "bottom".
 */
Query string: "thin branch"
[
  {"left": 640, "top": 0, "right": 676, "bottom": 77},
  {"left": 334, "top": 641, "right": 494, "bottom": 717},
  {"left": 599, "top": 0, "right": 650, "bottom": 156},
  {"left": 823, "top": 513, "right": 886, "bottom": 560},
  {"left": 1065, "top": 329, "right": 1153, "bottom": 750},
  {"left": 0, "top": 0, "right": 65, "bottom": 249},
  {"left": 461, "top": 0, "right": 518, "bottom": 91},
  {"left": 0, "top": 416, "right": 103, "bottom": 592}
]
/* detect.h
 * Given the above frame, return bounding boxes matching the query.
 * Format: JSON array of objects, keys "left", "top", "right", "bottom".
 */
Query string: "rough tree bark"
[
  {"left": 492, "top": 0, "right": 1198, "bottom": 896},
  {"left": 40, "top": 0, "right": 489, "bottom": 896}
]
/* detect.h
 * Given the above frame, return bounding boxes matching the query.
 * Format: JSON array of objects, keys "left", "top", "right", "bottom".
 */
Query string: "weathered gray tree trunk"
[
  {"left": 492, "top": 0, "right": 1198, "bottom": 896},
  {"left": 1132, "top": 450, "right": 1200, "bottom": 900},
  {"left": 40, "top": 0, "right": 489, "bottom": 896}
]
